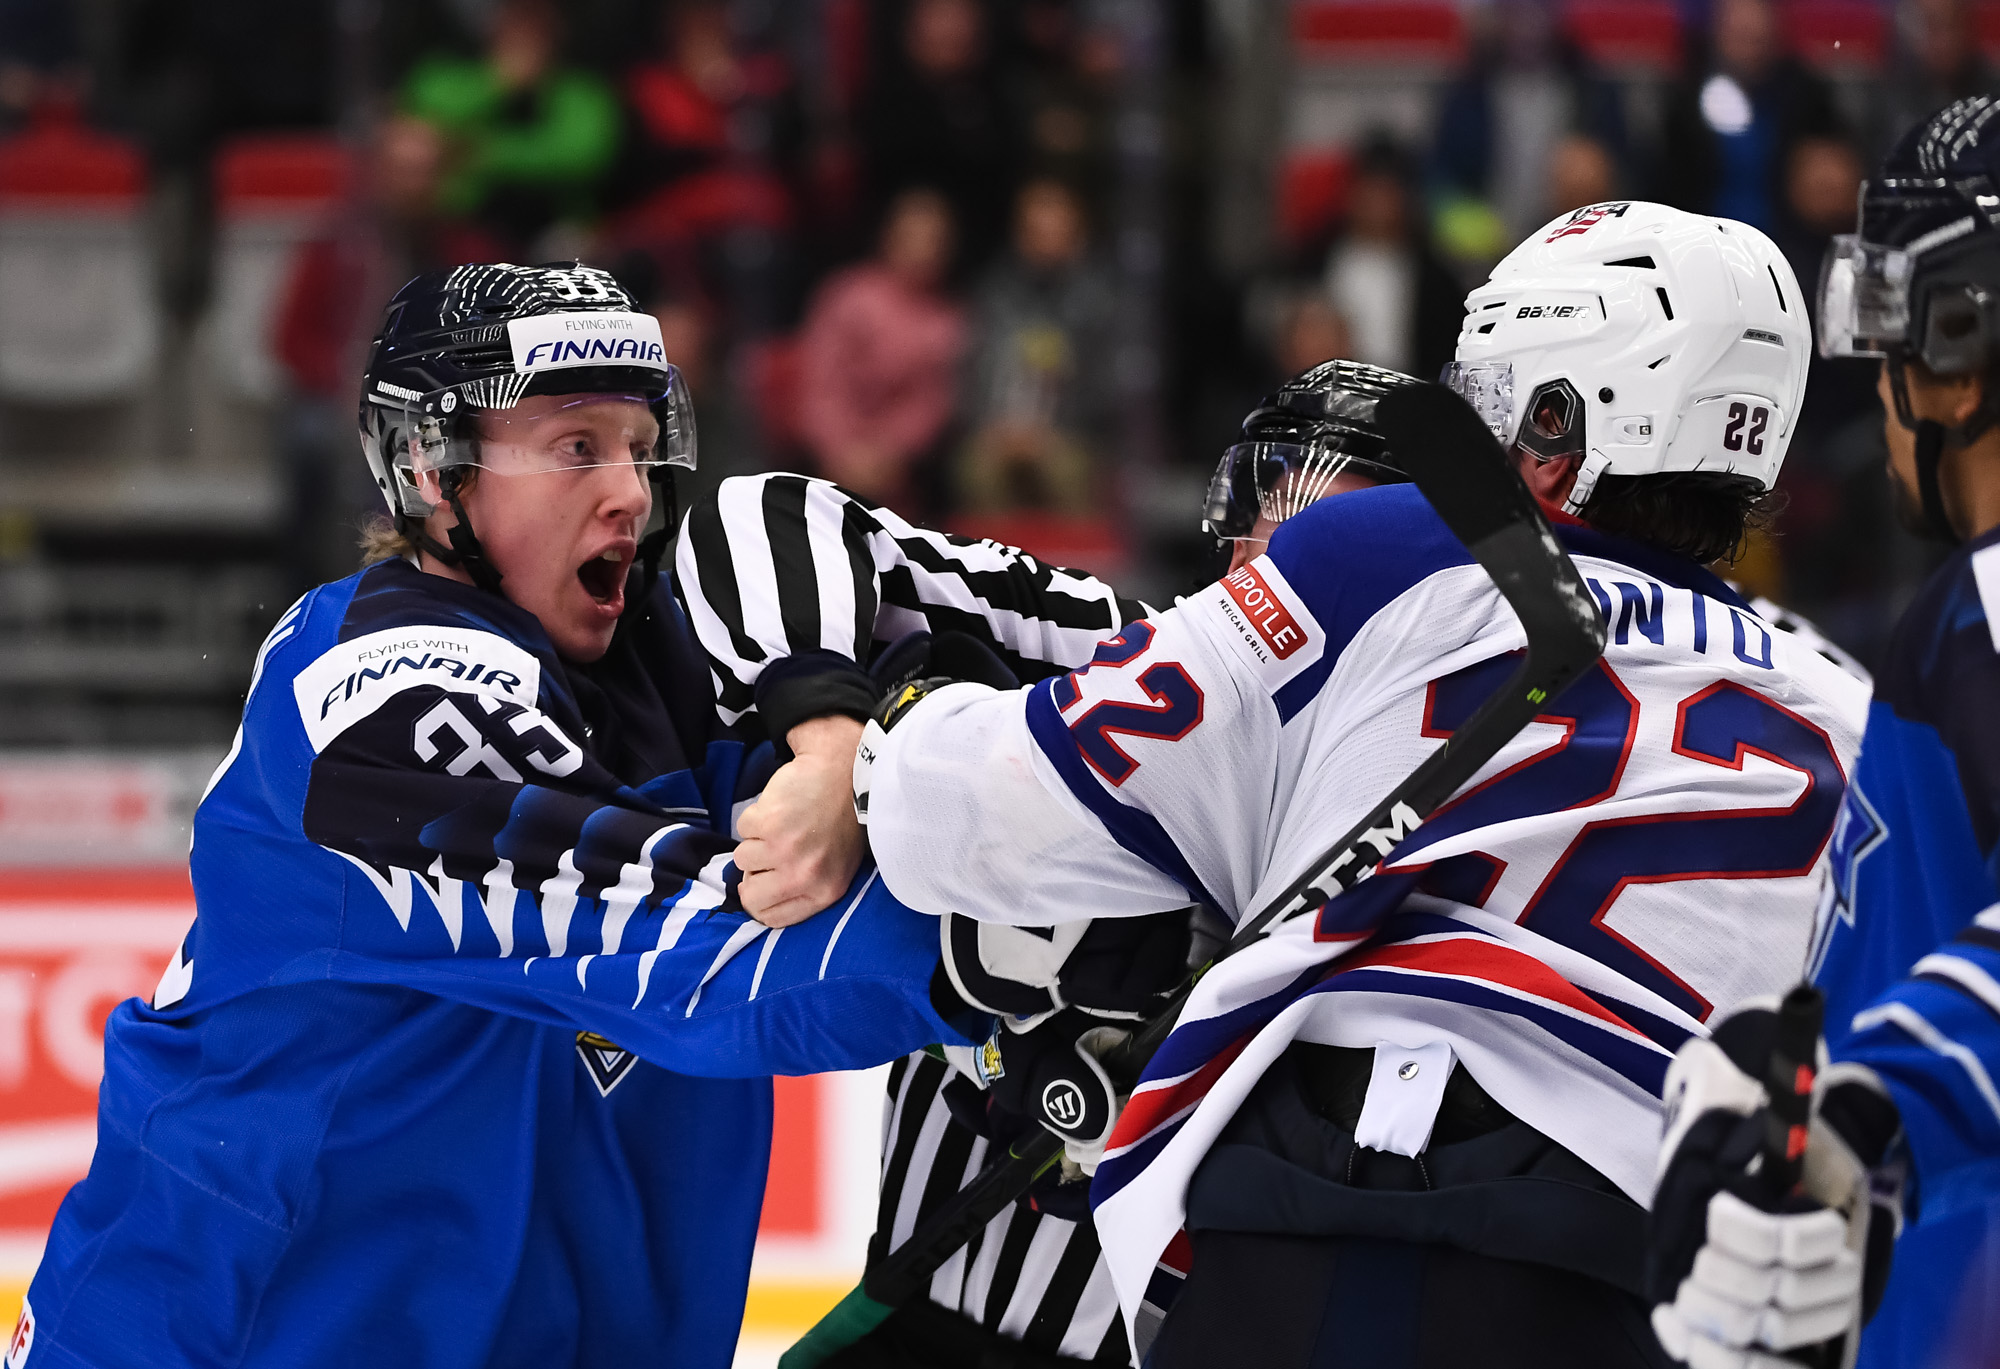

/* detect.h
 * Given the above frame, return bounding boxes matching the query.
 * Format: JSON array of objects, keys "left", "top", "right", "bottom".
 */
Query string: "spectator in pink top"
[{"left": 797, "top": 187, "right": 965, "bottom": 508}]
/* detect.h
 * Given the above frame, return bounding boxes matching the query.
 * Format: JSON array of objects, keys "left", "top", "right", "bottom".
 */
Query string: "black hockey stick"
[
  {"left": 780, "top": 384, "right": 1608, "bottom": 1368},
  {"left": 1762, "top": 983, "right": 1825, "bottom": 1197}
]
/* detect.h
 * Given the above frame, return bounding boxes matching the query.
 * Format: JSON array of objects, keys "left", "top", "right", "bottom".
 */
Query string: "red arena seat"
[
  {"left": 1562, "top": 0, "right": 1683, "bottom": 74},
  {"left": 208, "top": 134, "right": 354, "bottom": 403},
  {"left": 1781, "top": 0, "right": 1888, "bottom": 73},
  {"left": 1978, "top": 1, "right": 2000, "bottom": 62},
  {"left": 1291, "top": 1, "right": 1466, "bottom": 67},
  {"left": 1277, "top": 149, "right": 1352, "bottom": 255},
  {"left": 0, "top": 103, "right": 157, "bottom": 403}
]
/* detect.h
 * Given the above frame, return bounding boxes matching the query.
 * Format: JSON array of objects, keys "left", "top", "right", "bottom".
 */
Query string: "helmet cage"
[{"left": 1202, "top": 433, "right": 1399, "bottom": 539}]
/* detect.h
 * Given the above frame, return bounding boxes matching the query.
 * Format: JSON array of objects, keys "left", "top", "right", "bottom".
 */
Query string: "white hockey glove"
[{"left": 1647, "top": 997, "right": 1906, "bottom": 1369}]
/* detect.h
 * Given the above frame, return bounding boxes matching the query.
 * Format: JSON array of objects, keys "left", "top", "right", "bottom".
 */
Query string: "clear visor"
[
  {"left": 412, "top": 366, "right": 696, "bottom": 479},
  {"left": 1441, "top": 360, "right": 1517, "bottom": 443},
  {"left": 1815, "top": 235, "right": 1912, "bottom": 360},
  {"left": 1202, "top": 440, "right": 1372, "bottom": 540}
]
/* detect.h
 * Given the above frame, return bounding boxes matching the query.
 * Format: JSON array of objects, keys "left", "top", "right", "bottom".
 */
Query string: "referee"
[{"left": 674, "top": 472, "right": 1150, "bottom": 1368}]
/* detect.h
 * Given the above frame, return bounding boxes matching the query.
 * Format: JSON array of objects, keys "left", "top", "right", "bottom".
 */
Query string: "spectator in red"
[
  {"left": 275, "top": 116, "right": 499, "bottom": 404},
  {"left": 859, "top": 0, "right": 1019, "bottom": 275},
  {"left": 273, "top": 114, "right": 500, "bottom": 591},
  {"left": 796, "top": 188, "right": 965, "bottom": 508},
  {"left": 611, "top": 0, "right": 804, "bottom": 339}
]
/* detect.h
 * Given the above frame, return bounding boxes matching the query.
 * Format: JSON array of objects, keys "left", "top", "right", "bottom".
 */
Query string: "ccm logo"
[{"left": 1224, "top": 565, "right": 1307, "bottom": 659}]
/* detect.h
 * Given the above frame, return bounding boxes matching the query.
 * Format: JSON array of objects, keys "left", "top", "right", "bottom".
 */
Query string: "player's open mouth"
[{"left": 577, "top": 548, "right": 629, "bottom": 606}]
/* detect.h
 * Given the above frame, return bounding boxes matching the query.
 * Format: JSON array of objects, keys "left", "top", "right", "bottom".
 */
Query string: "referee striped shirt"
[
  {"left": 673, "top": 473, "right": 1145, "bottom": 1363},
  {"left": 674, "top": 472, "right": 1145, "bottom": 727}
]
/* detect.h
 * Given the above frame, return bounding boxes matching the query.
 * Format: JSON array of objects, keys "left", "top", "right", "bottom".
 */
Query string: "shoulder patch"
[
  {"left": 1971, "top": 542, "right": 2000, "bottom": 653},
  {"left": 292, "top": 625, "right": 544, "bottom": 753},
  {"left": 1200, "top": 557, "right": 1326, "bottom": 693}
]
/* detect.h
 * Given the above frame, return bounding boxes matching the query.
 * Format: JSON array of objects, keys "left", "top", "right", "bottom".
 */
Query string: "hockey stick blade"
[{"left": 784, "top": 383, "right": 1607, "bottom": 1366}]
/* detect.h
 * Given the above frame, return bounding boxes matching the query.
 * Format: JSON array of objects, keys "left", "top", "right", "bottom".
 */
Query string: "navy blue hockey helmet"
[
  {"left": 1817, "top": 97, "right": 2000, "bottom": 539},
  {"left": 1819, "top": 98, "right": 2000, "bottom": 378},
  {"left": 358, "top": 262, "right": 696, "bottom": 590},
  {"left": 1203, "top": 359, "right": 1417, "bottom": 540}
]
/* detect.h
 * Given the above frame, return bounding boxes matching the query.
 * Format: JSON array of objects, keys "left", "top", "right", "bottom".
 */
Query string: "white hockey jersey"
[{"left": 864, "top": 482, "right": 1870, "bottom": 1326}]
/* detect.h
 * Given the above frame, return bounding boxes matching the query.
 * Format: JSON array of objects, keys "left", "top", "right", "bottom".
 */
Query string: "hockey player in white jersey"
[{"left": 809, "top": 203, "right": 1871, "bottom": 1367}]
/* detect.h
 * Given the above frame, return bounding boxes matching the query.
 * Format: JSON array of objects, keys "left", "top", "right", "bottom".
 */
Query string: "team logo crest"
[
  {"left": 1807, "top": 782, "right": 1888, "bottom": 977},
  {"left": 1547, "top": 202, "right": 1631, "bottom": 241},
  {"left": 576, "top": 1032, "right": 639, "bottom": 1096}
]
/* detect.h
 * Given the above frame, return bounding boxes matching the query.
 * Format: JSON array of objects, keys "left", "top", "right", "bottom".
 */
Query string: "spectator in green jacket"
[{"left": 402, "top": 0, "right": 619, "bottom": 251}]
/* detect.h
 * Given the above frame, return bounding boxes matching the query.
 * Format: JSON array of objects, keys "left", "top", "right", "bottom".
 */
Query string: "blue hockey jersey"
[
  {"left": 18, "top": 558, "right": 968, "bottom": 1369},
  {"left": 1810, "top": 526, "right": 2000, "bottom": 1367}
]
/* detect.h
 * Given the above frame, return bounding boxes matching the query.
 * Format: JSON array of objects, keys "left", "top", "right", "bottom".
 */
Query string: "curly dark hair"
[{"left": 1575, "top": 470, "right": 1782, "bottom": 566}]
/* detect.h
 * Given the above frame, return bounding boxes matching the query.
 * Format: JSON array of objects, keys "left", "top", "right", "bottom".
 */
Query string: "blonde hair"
[
  {"left": 359, "top": 468, "right": 475, "bottom": 566},
  {"left": 359, "top": 516, "right": 419, "bottom": 566}
]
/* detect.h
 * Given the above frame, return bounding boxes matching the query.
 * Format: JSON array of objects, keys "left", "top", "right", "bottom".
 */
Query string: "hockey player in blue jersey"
[
  {"left": 8, "top": 263, "right": 1011, "bottom": 1369},
  {"left": 1647, "top": 97, "right": 2000, "bottom": 1369}
]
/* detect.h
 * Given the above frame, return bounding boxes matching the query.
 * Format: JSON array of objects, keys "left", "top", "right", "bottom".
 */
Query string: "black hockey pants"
[{"left": 1147, "top": 1044, "right": 1676, "bottom": 1369}]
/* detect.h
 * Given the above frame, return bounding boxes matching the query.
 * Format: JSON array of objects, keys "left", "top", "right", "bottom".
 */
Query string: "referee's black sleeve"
[{"left": 673, "top": 473, "right": 1146, "bottom": 727}]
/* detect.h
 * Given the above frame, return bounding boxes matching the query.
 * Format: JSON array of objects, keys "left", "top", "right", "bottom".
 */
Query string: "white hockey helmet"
[{"left": 1446, "top": 201, "right": 1810, "bottom": 513}]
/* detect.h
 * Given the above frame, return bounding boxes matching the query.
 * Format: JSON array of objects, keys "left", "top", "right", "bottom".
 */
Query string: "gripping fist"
[
  {"left": 973, "top": 1008, "right": 1133, "bottom": 1174},
  {"left": 1647, "top": 996, "right": 1906, "bottom": 1369}
]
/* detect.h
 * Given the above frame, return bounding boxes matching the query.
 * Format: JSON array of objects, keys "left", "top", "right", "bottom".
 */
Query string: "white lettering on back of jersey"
[
  {"left": 1199, "top": 557, "right": 1325, "bottom": 694},
  {"left": 292, "top": 627, "right": 543, "bottom": 754}
]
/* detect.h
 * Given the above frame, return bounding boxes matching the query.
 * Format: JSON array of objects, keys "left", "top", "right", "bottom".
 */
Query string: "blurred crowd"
[{"left": 3, "top": 0, "right": 1997, "bottom": 673}]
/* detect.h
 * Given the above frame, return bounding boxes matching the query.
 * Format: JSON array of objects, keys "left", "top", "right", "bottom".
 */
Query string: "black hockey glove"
[
  {"left": 976, "top": 1007, "right": 1137, "bottom": 1178},
  {"left": 1647, "top": 997, "right": 1906, "bottom": 1369},
  {"left": 939, "top": 908, "right": 1195, "bottom": 1026}
]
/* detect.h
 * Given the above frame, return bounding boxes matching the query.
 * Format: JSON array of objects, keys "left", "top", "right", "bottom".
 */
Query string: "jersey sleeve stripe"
[
  {"left": 838, "top": 496, "right": 884, "bottom": 659},
  {"left": 1913, "top": 951, "right": 2000, "bottom": 1018},
  {"left": 1022, "top": 678, "right": 1220, "bottom": 911},
  {"left": 1850, "top": 999, "right": 2000, "bottom": 1126},
  {"left": 1307, "top": 968, "right": 1673, "bottom": 1096},
  {"left": 677, "top": 494, "right": 762, "bottom": 720},
  {"left": 759, "top": 475, "right": 826, "bottom": 656},
  {"left": 1954, "top": 922, "right": 2000, "bottom": 956}
]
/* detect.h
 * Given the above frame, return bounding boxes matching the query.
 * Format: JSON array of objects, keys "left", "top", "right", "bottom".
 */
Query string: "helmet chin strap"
[
  {"left": 632, "top": 468, "right": 677, "bottom": 604},
  {"left": 1888, "top": 356, "right": 1970, "bottom": 546},
  {"left": 1913, "top": 418, "right": 1962, "bottom": 546},
  {"left": 1562, "top": 449, "right": 1611, "bottom": 515},
  {"left": 403, "top": 466, "right": 506, "bottom": 595}
]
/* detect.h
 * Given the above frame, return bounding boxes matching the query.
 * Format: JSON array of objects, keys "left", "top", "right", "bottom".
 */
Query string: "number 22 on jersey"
[
  {"left": 1050, "top": 622, "right": 1204, "bottom": 786},
  {"left": 1412, "top": 653, "right": 1845, "bottom": 1020}
]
